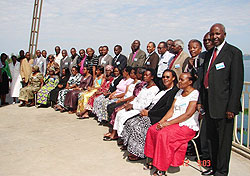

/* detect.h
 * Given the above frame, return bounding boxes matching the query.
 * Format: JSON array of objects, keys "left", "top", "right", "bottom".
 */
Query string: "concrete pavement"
[{"left": 0, "top": 104, "right": 250, "bottom": 176}]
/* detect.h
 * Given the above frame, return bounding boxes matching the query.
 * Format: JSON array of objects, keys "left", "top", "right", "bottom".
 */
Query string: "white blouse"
[{"left": 167, "top": 89, "right": 199, "bottom": 131}]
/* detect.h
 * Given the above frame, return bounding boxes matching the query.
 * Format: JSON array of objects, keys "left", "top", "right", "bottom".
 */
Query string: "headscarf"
[
  {"left": 105, "top": 65, "right": 113, "bottom": 72},
  {"left": 32, "top": 65, "right": 40, "bottom": 72}
]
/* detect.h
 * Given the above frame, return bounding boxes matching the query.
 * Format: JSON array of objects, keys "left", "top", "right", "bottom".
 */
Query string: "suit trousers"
[{"left": 205, "top": 108, "right": 234, "bottom": 176}]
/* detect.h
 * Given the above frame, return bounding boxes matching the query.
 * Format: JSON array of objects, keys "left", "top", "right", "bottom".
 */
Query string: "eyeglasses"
[{"left": 162, "top": 76, "right": 171, "bottom": 79}]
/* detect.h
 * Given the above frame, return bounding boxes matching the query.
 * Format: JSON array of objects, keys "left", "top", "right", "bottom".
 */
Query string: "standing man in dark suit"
[
  {"left": 127, "top": 40, "right": 146, "bottom": 67},
  {"left": 112, "top": 45, "right": 127, "bottom": 71},
  {"left": 201, "top": 23, "right": 244, "bottom": 176},
  {"left": 144, "top": 41, "right": 159, "bottom": 69}
]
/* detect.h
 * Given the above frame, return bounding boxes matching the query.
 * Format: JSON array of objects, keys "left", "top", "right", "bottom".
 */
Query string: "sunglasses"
[{"left": 162, "top": 76, "right": 171, "bottom": 79}]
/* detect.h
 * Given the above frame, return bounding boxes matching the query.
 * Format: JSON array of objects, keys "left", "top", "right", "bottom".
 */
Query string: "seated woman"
[
  {"left": 104, "top": 67, "right": 144, "bottom": 137},
  {"left": 46, "top": 55, "right": 60, "bottom": 75},
  {"left": 144, "top": 72, "right": 199, "bottom": 176},
  {"left": 76, "top": 66, "right": 104, "bottom": 117},
  {"left": 36, "top": 67, "right": 59, "bottom": 107},
  {"left": 92, "top": 66, "right": 123, "bottom": 116},
  {"left": 63, "top": 67, "right": 93, "bottom": 113},
  {"left": 107, "top": 67, "right": 144, "bottom": 122},
  {"left": 19, "top": 66, "right": 43, "bottom": 107},
  {"left": 121, "top": 69, "right": 179, "bottom": 161},
  {"left": 104, "top": 68, "right": 159, "bottom": 141},
  {"left": 53, "top": 66, "right": 82, "bottom": 111},
  {"left": 50, "top": 68, "right": 70, "bottom": 107},
  {"left": 93, "top": 66, "right": 134, "bottom": 122},
  {"left": 82, "top": 65, "right": 114, "bottom": 114}
]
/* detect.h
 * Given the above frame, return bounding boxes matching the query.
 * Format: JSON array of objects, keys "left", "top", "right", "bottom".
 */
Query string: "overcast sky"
[{"left": 0, "top": 0, "right": 250, "bottom": 57}]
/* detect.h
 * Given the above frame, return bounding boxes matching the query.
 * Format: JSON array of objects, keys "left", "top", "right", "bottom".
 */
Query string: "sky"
[{"left": 0, "top": 0, "right": 250, "bottom": 57}]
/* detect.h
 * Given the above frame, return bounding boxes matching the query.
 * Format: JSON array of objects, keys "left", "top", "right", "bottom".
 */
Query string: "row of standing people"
[{"left": 0, "top": 23, "right": 244, "bottom": 176}]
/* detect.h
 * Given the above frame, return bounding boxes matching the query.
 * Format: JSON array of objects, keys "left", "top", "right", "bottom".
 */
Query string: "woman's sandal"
[
  {"left": 103, "top": 136, "right": 118, "bottom": 141},
  {"left": 120, "top": 145, "right": 127, "bottom": 151},
  {"left": 143, "top": 162, "right": 153, "bottom": 170},
  {"left": 128, "top": 154, "right": 142, "bottom": 161},
  {"left": 153, "top": 170, "right": 166, "bottom": 176}
]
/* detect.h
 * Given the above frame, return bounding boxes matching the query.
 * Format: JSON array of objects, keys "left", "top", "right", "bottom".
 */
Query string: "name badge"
[
  {"left": 102, "top": 60, "right": 106, "bottom": 64},
  {"left": 146, "top": 61, "right": 150, "bottom": 65},
  {"left": 174, "top": 64, "right": 180, "bottom": 68},
  {"left": 215, "top": 62, "right": 225, "bottom": 70},
  {"left": 65, "top": 62, "right": 68, "bottom": 65},
  {"left": 134, "top": 58, "right": 138, "bottom": 62},
  {"left": 116, "top": 61, "right": 120, "bottom": 65}
]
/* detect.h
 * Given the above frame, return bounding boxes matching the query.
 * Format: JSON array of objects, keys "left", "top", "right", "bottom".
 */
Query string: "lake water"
[{"left": 237, "top": 60, "right": 250, "bottom": 146}]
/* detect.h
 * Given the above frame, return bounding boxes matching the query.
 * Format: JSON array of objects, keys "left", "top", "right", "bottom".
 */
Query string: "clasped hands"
[{"left": 156, "top": 121, "right": 170, "bottom": 130}]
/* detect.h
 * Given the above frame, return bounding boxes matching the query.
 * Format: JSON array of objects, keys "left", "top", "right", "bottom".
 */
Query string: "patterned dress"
[
  {"left": 64, "top": 75, "right": 93, "bottom": 111},
  {"left": 86, "top": 77, "right": 114, "bottom": 110},
  {"left": 94, "top": 78, "right": 134, "bottom": 122},
  {"left": 57, "top": 73, "right": 82, "bottom": 107},
  {"left": 36, "top": 75, "right": 59, "bottom": 105},
  {"left": 121, "top": 88, "right": 178, "bottom": 158},
  {"left": 19, "top": 72, "right": 43, "bottom": 101},
  {"left": 76, "top": 76, "right": 103, "bottom": 113}
]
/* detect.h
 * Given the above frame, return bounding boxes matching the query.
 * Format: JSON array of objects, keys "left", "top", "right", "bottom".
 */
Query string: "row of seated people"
[{"left": 18, "top": 64, "right": 199, "bottom": 175}]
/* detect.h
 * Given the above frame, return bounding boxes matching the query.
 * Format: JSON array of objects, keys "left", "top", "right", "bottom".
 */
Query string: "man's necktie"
[{"left": 204, "top": 48, "right": 217, "bottom": 88}]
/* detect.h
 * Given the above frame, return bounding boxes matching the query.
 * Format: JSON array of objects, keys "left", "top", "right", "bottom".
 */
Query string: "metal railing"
[{"left": 232, "top": 82, "right": 250, "bottom": 159}]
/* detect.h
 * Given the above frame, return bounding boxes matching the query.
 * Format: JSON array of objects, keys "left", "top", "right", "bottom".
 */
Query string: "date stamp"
[{"left": 182, "top": 160, "right": 211, "bottom": 167}]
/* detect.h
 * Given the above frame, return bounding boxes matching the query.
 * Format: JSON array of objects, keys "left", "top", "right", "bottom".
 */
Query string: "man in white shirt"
[
  {"left": 54, "top": 46, "right": 63, "bottom": 66},
  {"left": 33, "top": 50, "right": 46, "bottom": 75},
  {"left": 156, "top": 41, "right": 175, "bottom": 88}
]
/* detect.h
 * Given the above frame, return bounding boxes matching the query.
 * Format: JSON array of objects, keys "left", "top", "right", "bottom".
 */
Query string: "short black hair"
[{"left": 145, "top": 68, "right": 156, "bottom": 78}]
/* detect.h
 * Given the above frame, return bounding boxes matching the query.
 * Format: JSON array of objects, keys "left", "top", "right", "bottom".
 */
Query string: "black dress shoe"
[{"left": 201, "top": 169, "right": 215, "bottom": 175}]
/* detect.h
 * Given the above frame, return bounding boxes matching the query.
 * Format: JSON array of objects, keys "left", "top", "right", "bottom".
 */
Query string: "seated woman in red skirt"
[{"left": 144, "top": 72, "right": 199, "bottom": 176}]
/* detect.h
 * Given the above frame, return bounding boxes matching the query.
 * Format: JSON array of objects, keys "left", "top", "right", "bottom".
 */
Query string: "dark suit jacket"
[
  {"left": 148, "top": 86, "right": 179, "bottom": 125},
  {"left": 127, "top": 49, "right": 146, "bottom": 67},
  {"left": 182, "top": 53, "right": 205, "bottom": 90},
  {"left": 112, "top": 54, "right": 127, "bottom": 71},
  {"left": 144, "top": 51, "right": 159, "bottom": 69},
  {"left": 201, "top": 42, "right": 244, "bottom": 118},
  {"left": 108, "top": 75, "right": 123, "bottom": 93}
]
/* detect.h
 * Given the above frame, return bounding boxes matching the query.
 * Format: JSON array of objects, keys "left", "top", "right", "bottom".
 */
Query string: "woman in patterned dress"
[
  {"left": 103, "top": 68, "right": 159, "bottom": 141},
  {"left": 53, "top": 66, "right": 82, "bottom": 111},
  {"left": 93, "top": 66, "right": 134, "bottom": 122},
  {"left": 63, "top": 67, "right": 93, "bottom": 113},
  {"left": 36, "top": 67, "right": 59, "bottom": 107},
  {"left": 46, "top": 55, "right": 60, "bottom": 75},
  {"left": 92, "top": 67, "right": 123, "bottom": 117},
  {"left": 82, "top": 65, "right": 114, "bottom": 115},
  {"left": 50, "top": 68, "right": 70, "bottom": 107},
  {"left": 121, "top": 69, "right": 179, "bottom": 161},
  {"left": 19, "top": 66, "right": 43, "bottom": 107},
  {"left": 76, "top": 66, "right": 105, "bottom": 117}
]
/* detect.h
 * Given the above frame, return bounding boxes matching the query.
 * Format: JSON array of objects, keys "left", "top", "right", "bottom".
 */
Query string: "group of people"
[{"left": 0, "top": 23, "right": 244, "bottom": 176}]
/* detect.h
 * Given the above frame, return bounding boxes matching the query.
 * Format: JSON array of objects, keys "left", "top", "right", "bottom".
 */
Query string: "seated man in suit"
[
  {"left": 98, "top": 46, "right": 113, "bottom": 68},
  {"left": 169, "top": 39, "right": 190, "bottom": 79},
  {"left": 127, "top": 40, "right": 146, "bottom": 67},
  {"left": 112, "top": 45, "right": 127, "bottom": 71},
  {"left": 144, "top": 41, "right": 159, "bottom": 69}
]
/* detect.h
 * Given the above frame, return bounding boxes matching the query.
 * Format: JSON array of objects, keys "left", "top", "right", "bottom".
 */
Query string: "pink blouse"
[{"left": 115, "top": 78, "right": 134, "bottom": 96}]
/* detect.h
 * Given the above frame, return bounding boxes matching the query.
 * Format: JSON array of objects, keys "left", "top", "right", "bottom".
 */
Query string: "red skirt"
[{"left": 144, "top": 123, "right": 196, "bottom": 171}]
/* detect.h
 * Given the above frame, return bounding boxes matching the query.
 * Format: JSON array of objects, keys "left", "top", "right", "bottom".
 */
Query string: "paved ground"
[{"left": 0, "top": 104, "right": 250, "bottom": 176}]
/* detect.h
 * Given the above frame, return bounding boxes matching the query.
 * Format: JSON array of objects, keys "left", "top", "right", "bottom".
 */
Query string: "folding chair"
[{"left": 184, "top": 119, "right": 203, "bottom": 172}]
